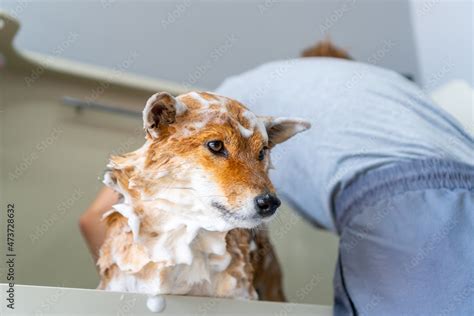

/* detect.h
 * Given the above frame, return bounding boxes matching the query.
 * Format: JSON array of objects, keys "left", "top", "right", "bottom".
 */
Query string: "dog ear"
[
  {"left": 260, "top": 117, "right": 311, "bottom": 147},
  {"left": 143, "top": 92, "right": 187, "bottom": 138}
]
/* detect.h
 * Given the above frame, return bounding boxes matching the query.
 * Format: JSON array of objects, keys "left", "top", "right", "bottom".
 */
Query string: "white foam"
[
  {"left": 174, "top": 99, "right": 187, "bottom": 116},
  {"left": 249, "top": 240, "right": 257, "bottom": 251},
  {"left": 237, "top": 110, "right": 269, "bottom": 141},
  {"left": 209, "top": 252, "right": 232, "bottom": 272},
  {"left": 255, "top": 117, "right": 269, "bottom": 142},
  {"left": 111, "top": 203, "right": 140, "bottom": 242},
  {"left": 147, "top": 295, "right": 166, "bottom": 313},
  {"left": 102, "top": 171, "right": 117, "bottom": 190},
  {"left": 238, "top": 124, "right": 254, "bottom": 138},
  {"left": 187, "top": 91, "right": 212, "bottom": 108}
]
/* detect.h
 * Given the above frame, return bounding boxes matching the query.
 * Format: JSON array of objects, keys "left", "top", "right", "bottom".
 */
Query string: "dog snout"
[{"left": 255, "top": 193, "right": 281, "bottom": 217}]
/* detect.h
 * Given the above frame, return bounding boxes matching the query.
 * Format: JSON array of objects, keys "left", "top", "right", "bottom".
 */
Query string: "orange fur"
[
  {"left": 97, "top": 91, "right": 304, "bottom": 301},
  {"left": 302, "top": 38, "right": 352, "bottom": 59}
]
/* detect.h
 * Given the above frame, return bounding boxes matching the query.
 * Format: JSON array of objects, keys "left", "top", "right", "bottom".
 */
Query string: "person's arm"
[{"left": 79, "top": 186, "right": 120, "bottom": 264}]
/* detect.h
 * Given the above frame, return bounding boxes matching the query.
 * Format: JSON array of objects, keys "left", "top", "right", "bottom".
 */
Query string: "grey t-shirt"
[{"left": 216, "top": 58, "right": 474, "bottom": 232}]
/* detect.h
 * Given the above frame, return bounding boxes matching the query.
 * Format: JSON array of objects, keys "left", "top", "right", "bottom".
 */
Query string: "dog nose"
[{"left": 255, "top": 193, "right": 281, "bottom": 217}]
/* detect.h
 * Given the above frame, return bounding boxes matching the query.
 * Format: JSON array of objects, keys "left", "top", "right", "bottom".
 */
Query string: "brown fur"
[
  {"left": 302, "top": 38, "right": 352, "bottom": 59},
  {"left": 98, "top": 92, "right": 290, "bottom": 301}
]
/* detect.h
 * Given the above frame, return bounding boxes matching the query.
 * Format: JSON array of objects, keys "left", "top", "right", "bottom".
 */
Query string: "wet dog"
[{"left": 97, "top": 91, "right": 310, "bottom": 301}]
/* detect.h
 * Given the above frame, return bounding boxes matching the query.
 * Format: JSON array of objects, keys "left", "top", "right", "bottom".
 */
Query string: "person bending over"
[{"left": 81, "top": 43, "right": 474, "bottom": 315}]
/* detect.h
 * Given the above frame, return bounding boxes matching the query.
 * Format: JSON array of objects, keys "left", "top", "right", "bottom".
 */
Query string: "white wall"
[
  {"left": 410, "top": 0, "right": 473, "bottom": 91},
  {"left": 1, "top": 0, "right": 419, "bottom": 89}
]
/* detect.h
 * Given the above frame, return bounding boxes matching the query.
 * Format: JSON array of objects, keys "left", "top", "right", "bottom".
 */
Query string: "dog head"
[{"left": 107, "top": 91, "right": 310, "bottom": 231}]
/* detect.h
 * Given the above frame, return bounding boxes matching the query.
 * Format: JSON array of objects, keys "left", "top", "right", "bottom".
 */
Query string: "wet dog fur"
[{"left": 97, "top": 91, "right": 310, "bottom": 301}]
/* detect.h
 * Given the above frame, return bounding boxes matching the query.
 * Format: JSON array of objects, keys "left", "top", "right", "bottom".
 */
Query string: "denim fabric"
[{"left": 334, "top": 159, "right": 474, "bottom": 315}]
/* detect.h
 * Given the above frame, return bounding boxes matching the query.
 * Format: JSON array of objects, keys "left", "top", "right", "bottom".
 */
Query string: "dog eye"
[
  {"left": 258, "top": 147, "right": 268, "bottom": 161},
  {"left": 207, "top": 140, "right": 226, "bottom": 156}
]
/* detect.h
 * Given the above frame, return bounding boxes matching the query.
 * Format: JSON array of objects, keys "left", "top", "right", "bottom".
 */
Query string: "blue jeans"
[{"left": 333, "top": 159, "right": 474, "bottom": 315}]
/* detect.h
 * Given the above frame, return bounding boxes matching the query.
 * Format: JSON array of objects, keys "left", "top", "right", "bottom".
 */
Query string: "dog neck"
[
  {"left": 102, "top": 143, "right": 234, "bottom": 285},
  {"left": 102, "top": 184, "right": 232, "bottom": 269}
]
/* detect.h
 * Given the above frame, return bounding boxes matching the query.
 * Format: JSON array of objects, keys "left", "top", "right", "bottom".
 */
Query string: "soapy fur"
[{"left": 98, "top": 91, "right": 310, "bottom": 301}]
